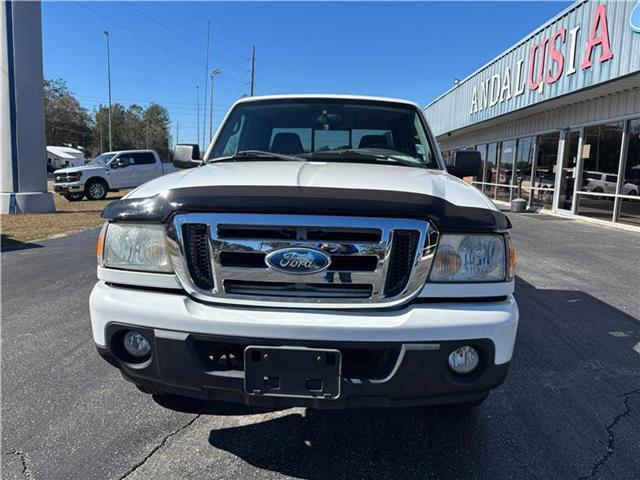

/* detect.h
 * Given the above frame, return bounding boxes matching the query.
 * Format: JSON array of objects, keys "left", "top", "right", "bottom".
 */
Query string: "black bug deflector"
[{"left": 101, "top": 186, "right": 511, "bottom": 233}]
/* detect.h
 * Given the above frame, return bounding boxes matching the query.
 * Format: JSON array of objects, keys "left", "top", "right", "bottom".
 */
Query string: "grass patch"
[{"left": 0, "top": 183, "right": 130, "bottom": 249}]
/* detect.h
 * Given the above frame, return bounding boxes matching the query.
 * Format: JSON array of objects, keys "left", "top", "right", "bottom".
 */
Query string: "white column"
[
  {"left": 0, "top": 0, "right": 54, "bottom": 213},
  {"left": 552, "top": 131, "right": 567, "bottom": 212}
]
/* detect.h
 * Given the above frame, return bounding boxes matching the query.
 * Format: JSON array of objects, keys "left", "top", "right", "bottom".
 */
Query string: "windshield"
[
  {"left": 210, "top": 99, "right": 439, "bottom": 169},
  {"left": 89, "top": 153, "right": 116, "bottom": 166}
]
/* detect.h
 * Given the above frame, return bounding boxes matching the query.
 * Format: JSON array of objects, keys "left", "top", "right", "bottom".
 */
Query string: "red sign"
[{"left": 470, "top": 3, "right": 614, "bottom": 115}]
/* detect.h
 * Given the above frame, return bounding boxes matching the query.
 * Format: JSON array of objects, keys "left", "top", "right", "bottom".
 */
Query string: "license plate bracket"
[{"left": 244, "top": 346, "right": 341, "bottom": 399}]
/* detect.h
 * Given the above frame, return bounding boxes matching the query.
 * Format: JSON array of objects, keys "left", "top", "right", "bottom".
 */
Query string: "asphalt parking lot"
[{"left": 2, "top": 212, "right": 639, "bottom": 480}]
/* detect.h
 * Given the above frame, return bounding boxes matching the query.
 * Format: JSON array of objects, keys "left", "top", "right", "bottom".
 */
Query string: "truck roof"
[
  {"left": 233, "top": 94, "right": 421, "bottom": 109},
  {"left": 99, "top": 149, "right": 158, "bottom": 155}
]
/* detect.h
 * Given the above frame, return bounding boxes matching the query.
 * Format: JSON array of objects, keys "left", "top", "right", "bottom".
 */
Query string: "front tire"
[
  {"left": 85, "top": 179, "right": 108, "bottom": 200},
  {"left": 63, "top": 193, "right": 84, "bottom": 202}
]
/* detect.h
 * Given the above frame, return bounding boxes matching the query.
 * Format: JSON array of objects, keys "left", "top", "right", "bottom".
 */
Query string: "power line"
[
  {"left": 74, "top": 1, "right": 246, "bottom": 88},
  {"left": 255, "top": 59, "right": 277, "bottom": 90},
  {"left": 159, "top": 3, "right": 273, "bottom": 90},
  {"left": 76, "top": 94, "right": 198, "bottom": 107},
  {"left": 73, "top": 2, "right": 204, "bottom": 69},
  {"left": 123, "top": 1, "right": 247, "bottom": 76},
  {"left": 159, "top": 2, "right": 207, "bottom": 36}
]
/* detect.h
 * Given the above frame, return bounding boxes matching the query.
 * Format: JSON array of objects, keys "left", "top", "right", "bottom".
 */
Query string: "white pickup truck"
[
  {"left": 91, "top": 95, "right": 518, "bottom": 410},
  {"left": 53, "top": 149, "right": 176, "bottom": 201}
]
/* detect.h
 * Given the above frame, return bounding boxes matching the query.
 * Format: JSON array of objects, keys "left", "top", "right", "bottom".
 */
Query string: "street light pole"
[
  {"left": 250, "top": 45, "right": 255, "bottom": 96},
  {"left": 196, "top": 85, "right": 200, "bottom": 149},
  {"left": 104, "top": 31, "right": 113, "bottom": 152},
  {"left": 209, "top": 68, "right": 221, "bottom": 142},
  {"left": 202, "top": 21, "right": 210, "bottom": 151}
]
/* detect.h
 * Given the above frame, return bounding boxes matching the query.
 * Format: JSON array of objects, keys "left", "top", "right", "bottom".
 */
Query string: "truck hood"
[
  {"left": 127, "top": 161, "right": 496, "bottom": 211},
  {"left": 54, "top": 165, "right": 105, "bottom": 175}
]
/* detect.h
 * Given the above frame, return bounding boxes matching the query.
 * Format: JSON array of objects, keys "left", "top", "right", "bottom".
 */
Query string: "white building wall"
[{"left": 435, "top": 87, "right": 640, "bottom": 151}]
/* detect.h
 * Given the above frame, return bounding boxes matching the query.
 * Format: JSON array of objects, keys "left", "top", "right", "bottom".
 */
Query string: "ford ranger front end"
[{"left": 90, "top": 95, "right": 518, "bottom": 409}]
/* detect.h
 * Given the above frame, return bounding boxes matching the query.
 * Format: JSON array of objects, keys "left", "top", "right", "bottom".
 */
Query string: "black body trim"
[
  {"left": 97, "top": 324, "right": 510, "bottom": 409},
  {"left": 102, "top": 186, "right": 511, "bottom": 232}
]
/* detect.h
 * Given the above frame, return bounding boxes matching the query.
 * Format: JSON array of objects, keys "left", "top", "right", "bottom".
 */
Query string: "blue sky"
[{"left": 42, "top": 1, "right": 570, "bottom": 145}]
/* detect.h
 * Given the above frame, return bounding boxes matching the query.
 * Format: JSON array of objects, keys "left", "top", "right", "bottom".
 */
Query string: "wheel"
[
  {"left": 592, "top": 187, "right": 604, "bottom": 200},
  {"left": 85, "top": 179, "right": 108, "bottom": 200},
  {"left": 63, "top": 193, "right": 84, "bottom": 202}
]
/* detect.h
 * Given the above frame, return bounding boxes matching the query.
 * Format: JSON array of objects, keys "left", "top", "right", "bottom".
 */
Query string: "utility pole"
[
  {"left": 250, "top": 45, "right": 256, "bottom": 96},
  {"left": 202, "top": 21, "right": 210, "bottom": 149},
  {"left": 176, "top": 121, "right": 179, "bottom": 144},
  {"left": 145, "top": 120, "right": 149, "bottom": 149},
  {"left": 196, "top": 85, "right": 200, "bottom": 148},
  {"left": 209, "top": 68, "right": 221, "bottom": 142},
  {"left": 104, "top": 30, "right": 113, "bottom": 151}
]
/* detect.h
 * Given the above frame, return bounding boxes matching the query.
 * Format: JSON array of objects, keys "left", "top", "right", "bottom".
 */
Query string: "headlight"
[
  {"left": 429, "top": 234, "right": 508, "bottom": 282},
  {"left": 100, "top": 223, "right": 172, "bottom": 272}
]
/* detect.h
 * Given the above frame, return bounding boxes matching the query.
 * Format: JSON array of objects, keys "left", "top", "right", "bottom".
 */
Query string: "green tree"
[
  {"left": 90, "top": 103, "right": 172, "bottom": 159},
  {"left": 143, "top": 103, "right": 171, "bottom": 160},
  {"left": 43, "top": 79, "right": 92, "bottom": 150}
]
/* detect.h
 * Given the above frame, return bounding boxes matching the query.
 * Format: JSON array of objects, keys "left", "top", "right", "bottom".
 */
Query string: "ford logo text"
[{"left": 265, "top": 248, "right": 331, "bottom": 275}]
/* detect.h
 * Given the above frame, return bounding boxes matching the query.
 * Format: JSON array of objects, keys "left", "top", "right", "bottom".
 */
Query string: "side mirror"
[
  {"left": 174, "top": 144, "right": 202, "bottom": 169},
  {"left": 448, "top": 151, "right": 482, "bottom": 179},
  {"left": 110, "top": 159, "right": 123, "bottom": 169}
]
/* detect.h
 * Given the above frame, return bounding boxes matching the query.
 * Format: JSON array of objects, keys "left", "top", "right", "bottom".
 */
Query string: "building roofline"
[{"left": 425, "top": 0, "right": 585, "bottom": 109}]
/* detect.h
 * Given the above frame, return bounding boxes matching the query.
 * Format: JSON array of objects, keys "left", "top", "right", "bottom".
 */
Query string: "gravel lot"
[{"left": 1, "top": 212, "right": 639, "bottom": 479}]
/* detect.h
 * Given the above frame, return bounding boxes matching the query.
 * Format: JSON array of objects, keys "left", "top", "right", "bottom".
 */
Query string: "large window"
[
  {"left": 515, "top": 137, "right": 535, "bottom": 202},
  {"left": 619, "top": 119, "right": 640, "bottom": 226},
  {"left": 484, "top": 142, "right": 498, "bottom": 195},
  {"left": 474, "top": 144, "right": 487, "bottom": 181},
  {"left": 531, "top": 133, "right": 559, "bottom": 207},
  {"left": 576, "top": 122, "right": 624, "bottom": 221},
  {"left": 497, "top": 139, "right": 516, "bottom": 201}
]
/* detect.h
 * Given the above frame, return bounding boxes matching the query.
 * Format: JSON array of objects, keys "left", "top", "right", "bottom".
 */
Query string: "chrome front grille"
[{"left": 168, "top": 213, "right": 438, "bottom": 309}]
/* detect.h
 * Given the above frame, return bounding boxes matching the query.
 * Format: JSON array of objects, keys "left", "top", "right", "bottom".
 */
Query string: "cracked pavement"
[{"left": 2, "top": 213, "right": 639, "bottom": 479}]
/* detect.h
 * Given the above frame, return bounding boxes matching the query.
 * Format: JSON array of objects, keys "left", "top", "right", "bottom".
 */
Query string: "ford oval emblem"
[{"left": 265, "top": 247, "right": 331, "bottom": 275}]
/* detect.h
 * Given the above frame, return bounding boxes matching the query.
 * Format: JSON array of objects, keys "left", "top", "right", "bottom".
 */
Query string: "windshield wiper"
[
  {"left": 213, "top": 150, "right": 307, "bottom": 163},
  {"left": 307, "top": 149, "right": 424, "bottom": 168}
]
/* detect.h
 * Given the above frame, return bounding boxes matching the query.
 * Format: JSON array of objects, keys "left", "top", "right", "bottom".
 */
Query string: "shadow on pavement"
[
  {"left": 161, "top": 277, "right": 640, "bottom": 479},
  {"left": 0, "top": 234, "right": 44, "bottom": 252},
  {"left": 208, "top": 406, "right": 483, "bottom": 480},
  {"left": 154, "top": 395, "right": 281, "bottom": 416}
]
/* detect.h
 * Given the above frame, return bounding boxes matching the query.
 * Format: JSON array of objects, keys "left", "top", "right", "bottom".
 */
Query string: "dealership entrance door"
[
  {"left": 556, "top": 130, "right": 581, "bottom": 213},
  {"left": 530, "top": 133, "right": 560, "bottom": 208}
]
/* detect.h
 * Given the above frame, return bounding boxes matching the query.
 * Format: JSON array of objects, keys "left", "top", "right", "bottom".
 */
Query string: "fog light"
[
  {"left": 448, "top": 346, "right": 479, "bottom": 374},
  {"left": 123, "top": 331, "right": 151, "bottom": 358}
]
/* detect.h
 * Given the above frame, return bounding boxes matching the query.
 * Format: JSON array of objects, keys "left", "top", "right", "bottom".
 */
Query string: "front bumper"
[
  {"left": 90, "top": 282, "right": 518, "bottom": 408},
  {"left": 53, "top": 182, "right": 84, "bottom": 193},
  {"left": 97, "top": 326, "right": 509, "bottom": 408}
]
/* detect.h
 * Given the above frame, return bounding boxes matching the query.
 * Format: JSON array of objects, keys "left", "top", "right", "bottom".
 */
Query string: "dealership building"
[{"left": 425, "top": 0, "right": 640, "bottom": 227}]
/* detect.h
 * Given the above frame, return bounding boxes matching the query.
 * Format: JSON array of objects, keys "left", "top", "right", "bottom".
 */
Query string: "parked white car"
[
  {"left": 53, "top": 149, "right": 177, "bottom": 201},
  {"left": 582, "top": 170, "right": 639, "bottom": 196},
  {"left": 91, "top": 95, "right": 518, "bottom": 410}
]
